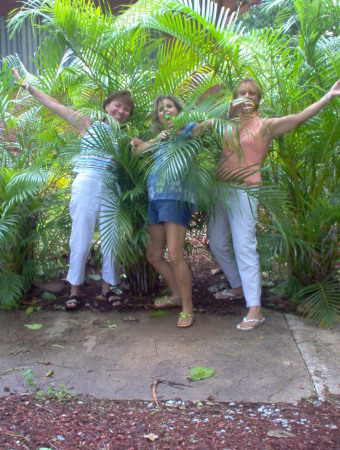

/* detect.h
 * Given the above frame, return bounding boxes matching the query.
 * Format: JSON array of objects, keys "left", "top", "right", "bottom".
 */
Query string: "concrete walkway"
[{"left": 0, "top": 309, "right": 339, "bottom": 403}]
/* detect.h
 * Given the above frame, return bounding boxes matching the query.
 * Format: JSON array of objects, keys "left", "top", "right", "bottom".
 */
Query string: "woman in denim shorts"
[{"left": 131, "top": 95, "right": 212, "bottom": 327}]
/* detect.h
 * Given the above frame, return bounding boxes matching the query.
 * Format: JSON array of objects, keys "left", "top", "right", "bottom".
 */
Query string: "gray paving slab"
[
  {"left": 0, "top": 309, "right": 315, "bottom": 403},
  {"left": 285, "top": 313, "right": 340, "bottom": 401}
]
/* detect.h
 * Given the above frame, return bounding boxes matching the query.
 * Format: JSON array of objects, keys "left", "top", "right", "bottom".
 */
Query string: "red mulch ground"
[
  {"left": 1, "top": 395, "right": 339, "bottom": 449},
  {"left": 2, "top": 231, "right": 339, "bottom": 449}
]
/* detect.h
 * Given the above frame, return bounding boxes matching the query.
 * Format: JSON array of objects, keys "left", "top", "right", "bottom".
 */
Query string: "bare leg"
[
  {"left": 101, "top": 279, "right": 121, "bottom": 307},
  {"left": 146, "top": 224, "right": 181, "bottom": 302},
  {"left": 66, "top": 284, "right": 80, "bottom": 310},
  {"left": 70, "top": 284, "right": 80, "bottom": 297},
  {"left": 164, "top": 222, "right": 193, "bottom": 318},
  {"left": 102, "top": 280, "right": 110, "bottom": 296}
]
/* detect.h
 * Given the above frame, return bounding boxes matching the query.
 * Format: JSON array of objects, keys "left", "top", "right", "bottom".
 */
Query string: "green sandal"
[
  {"left": 154, "top": 296, "right": 181, "bottom": 309},
  {"left": 177, "top": 312, "right": 194, "bottom": 328}
]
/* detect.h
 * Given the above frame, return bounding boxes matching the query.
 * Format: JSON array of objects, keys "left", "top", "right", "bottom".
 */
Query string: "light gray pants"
[
  {"left": 66, "top": 172, "right": 119, "bottom": 287},
  {"left": 207, "top": 187, "right": 261, "bottom": 307}
]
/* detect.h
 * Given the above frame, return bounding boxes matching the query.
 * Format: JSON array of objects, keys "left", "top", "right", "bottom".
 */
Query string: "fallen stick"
[
  {"left": 267, "top": 377, "right": 292, "bottom": 400},
  {"left": 0, "top": 367, "right": 29, "bottom": 377},
  {"left": 151, "top": 379, "right": 161, "bottom": 408}
]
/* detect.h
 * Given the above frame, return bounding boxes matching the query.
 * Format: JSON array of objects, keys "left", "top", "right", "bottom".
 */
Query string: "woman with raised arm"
[
  {"left": 131, "top": 95, "right": 211, "bottom": 328},
  {"left": 209, "top": 78, "right": 340, "bottom": 331},
  {"left": 13, "top": 68, "right": 135, "bottom": 310}
]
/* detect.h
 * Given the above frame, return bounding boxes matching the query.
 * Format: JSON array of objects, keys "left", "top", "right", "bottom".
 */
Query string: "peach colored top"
[{"left": 217, "top": 114, "right": 271, "bottom": 185}]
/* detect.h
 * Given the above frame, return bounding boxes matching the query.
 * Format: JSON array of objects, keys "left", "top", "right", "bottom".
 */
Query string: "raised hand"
[
  {"left": 12, "top": 68, "right": 28, "bottom": 89},
  {"left": 130, "top": 137, "right": 144, "bottom": 152},
  {"left": 228, "top": 97, "right": 255, "bottom": 118},
  {"left": 158, "top": 130, "right": 170, "bottom": 141},
  {"left": 328, "top": 80, "right": 340, "bottom": 101}
]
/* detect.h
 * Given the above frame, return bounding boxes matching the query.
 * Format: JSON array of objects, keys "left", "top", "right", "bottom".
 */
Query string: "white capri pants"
[
  {"left": 207, "top": 187, "right": 261, "bottom": 307},
  {"left": 66, "top": 172, "right": 119, "bottom": 287}
]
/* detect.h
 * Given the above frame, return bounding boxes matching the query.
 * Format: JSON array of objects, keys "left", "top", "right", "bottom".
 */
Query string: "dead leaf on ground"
[
  {"left": 44, "top": 370, "right": 54, "bottom": 377},
  {"left": 267, "top": 430, "right": 295, "bottom": 438},
  {"left": 92, "top": 320, "right": 104, "bottom": 326},
  {"left": 122, "top": 315, "right": 139, "bottom": 322},
  {"left": 144, "top": 433, "right": 158, "bottom": 442}
]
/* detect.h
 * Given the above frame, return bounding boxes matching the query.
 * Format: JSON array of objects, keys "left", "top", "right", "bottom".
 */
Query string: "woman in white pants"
[
  {"left": 209, "top": 77, "right": 340, "bottom": 330},
  {"left": 208, "top": 187, "right": 261, "bottom": 308},
  {"left": 13, "top": 68, "right": 134, "bottom": 310}
]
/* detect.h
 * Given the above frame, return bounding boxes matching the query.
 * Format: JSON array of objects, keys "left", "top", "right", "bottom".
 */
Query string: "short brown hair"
[
  {"left": 232, "top": 79, "right": 262, "bottom": 111},
  {"left": 151, "top": 95, "right": 184, "bottom": 134},
  {"left": 103, "top": 90, "right": 134, "bottom": 117}
]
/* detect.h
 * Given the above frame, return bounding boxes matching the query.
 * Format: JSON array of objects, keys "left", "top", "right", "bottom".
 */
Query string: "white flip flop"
[{"left": 236, "top": 316, "right": 265, "bottom": 331}]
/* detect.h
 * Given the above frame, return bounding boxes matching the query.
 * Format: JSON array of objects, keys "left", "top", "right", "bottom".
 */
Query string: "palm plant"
[
  {"left": 3, "top": 0, "right": 166, "bottom": 299},
  {"left": 3, "top": 0, "right": 339, "bottom": 325},
  {"left": 118, "top": 0, "right": 340, "bottom": 325},
  {"left": 0, "top": 58, "right": 72, "bottom": 306}
]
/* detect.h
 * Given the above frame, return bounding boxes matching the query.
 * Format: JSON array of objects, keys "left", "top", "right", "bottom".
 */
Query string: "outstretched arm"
[
  {"left": 263, "top": 80, "right": 340, "bottom": 139},
  {"left": 12, "top": 68, "right": 91, "bottom": 136}
]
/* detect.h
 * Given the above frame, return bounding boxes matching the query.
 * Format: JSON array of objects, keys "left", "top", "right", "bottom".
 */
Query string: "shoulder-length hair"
[
  {"left": 151, "top": 94, "right": 183, "bottom": 134},
  {"left": 103, "top": 90, "right": 135, "bottom": 117},
  {"left": 232, "top": 79, "right": 263, "bottom": 111}
]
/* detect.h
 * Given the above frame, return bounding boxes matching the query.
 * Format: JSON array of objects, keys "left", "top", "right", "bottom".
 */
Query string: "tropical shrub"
[{"left": 1, "top": 0, "right": 338, "bottom": 325}]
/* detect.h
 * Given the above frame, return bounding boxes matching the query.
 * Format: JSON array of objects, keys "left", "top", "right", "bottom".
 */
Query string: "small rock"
[
  {"left": 211, "top": 267, "right": 222, "bottom": 276},
  {"left": 207, "top": 285, "right": 219, "bottom": 293},
  {"left": 122, "top": 315, "right": 139, "bottom": 322},
  {"left": 136, "top": 423, "right": 147, "bottom": 433},
  {"left": 32, "top": 280, "right": 66, "bottom": 294}
]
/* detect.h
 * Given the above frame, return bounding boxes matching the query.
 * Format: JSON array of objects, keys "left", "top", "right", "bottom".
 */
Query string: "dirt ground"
[{"left": 1, "top": 234, "right": 339, "bottom": 449}]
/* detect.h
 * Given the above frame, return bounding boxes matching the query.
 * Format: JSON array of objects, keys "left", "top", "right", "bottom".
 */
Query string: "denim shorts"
[{"left": 147, "top": 200, "right": 193, "bottom": 227}]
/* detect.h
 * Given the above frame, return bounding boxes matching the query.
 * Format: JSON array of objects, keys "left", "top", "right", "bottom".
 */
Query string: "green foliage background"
[{"left": 0, "top": 0, "right": 339, "bottom": 325}]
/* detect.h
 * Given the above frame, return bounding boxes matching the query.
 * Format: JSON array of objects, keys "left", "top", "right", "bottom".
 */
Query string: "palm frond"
[{"left": 295, "top": 279, "right": 340, "bottom": 328}]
